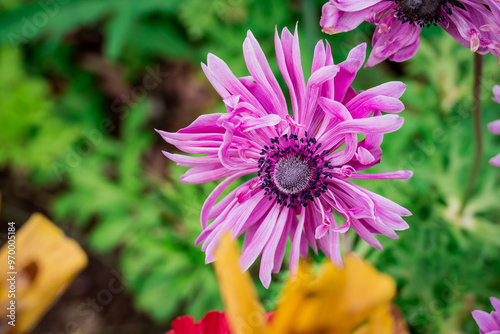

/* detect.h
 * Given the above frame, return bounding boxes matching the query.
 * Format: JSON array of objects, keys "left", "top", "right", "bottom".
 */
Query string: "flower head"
[
  {"left": 158, "top": 26, "right": 412, "bottom": 287},
  {"left": 320, "top": 0, "right": 500, "bottom": 67},
  {"left": 472, "top": 297, "right": 500, "bottom": 334},
  {"left": 489, "top": 85, "right": 500, "bottom": 166}
]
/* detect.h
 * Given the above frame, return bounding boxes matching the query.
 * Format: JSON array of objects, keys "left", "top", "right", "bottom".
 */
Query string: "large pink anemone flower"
[
  {"left": 489, "top": 85, "right": 500, "bottom": 166},
  {"left": 158, "top": 26, "right": 412, "bottom": 287},
  {"left": 321, "top": 0, "right": 500, "bottom": 67},
  {"left": 473, "top": 297, "right": 500, "bottom": 334}
]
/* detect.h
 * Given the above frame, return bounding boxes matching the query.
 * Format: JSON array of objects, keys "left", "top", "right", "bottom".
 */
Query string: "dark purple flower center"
[
  {"left": 258, "top": 133, "right": 333, "bottom": 208},
  {"left": 392, "top": 0, "right": 452, "bottom": 27}
]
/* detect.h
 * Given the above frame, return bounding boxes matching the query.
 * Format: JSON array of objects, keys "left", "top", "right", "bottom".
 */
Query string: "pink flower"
[
  {"left": 489, "top": 85, "right": 500, "bottom": 166},
  {"left": 320, "top": 0, "right": 500, "bottom": 67},
  {"left": 158, "top": 26, "right": 412, "bottom": 287},
  {"left": 472, "top": 297, "right": 500, "bottom": 334}
]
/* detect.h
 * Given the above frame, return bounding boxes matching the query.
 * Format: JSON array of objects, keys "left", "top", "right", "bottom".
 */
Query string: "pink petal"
[
  {"left": 473, "top": 310, "right": 499, "bottom": 332},
  {"left": 238, "top": 204, "right": 281, "bottom": 272},
  {"left": 260, "top": 206, "right": 290, "bottom": 288},
  {"left": 490, "top": 153, "right": 500, "bottom": 167},
  {"left": 355, "top": 146, "right": 376, "bottom": 164},
  {"left": 200, "top": 173, "right": 250, "bottom": 228},
  {"left": 349, "top": 170, "right": 413, "bottom": 180},
  {"left": 493, "top": 85, "right": 500, "bottom": 103},
  {"left": 488, "top": 119, "right": 500, "bottom": 134},
  {"left": 334, "top": 42, "right": 367, "bottom": 102},
  {"left": 289, "top": 207, "right": 306, "bottom": 278},
  {"left": 243, "top": 31, "right": 288, "bottom": 117},
  {"left": 275, "top": 26, "right": 306, "bottom": 123}
]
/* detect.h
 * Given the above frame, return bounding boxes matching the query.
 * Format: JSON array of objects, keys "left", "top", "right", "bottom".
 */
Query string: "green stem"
[{"left": 459, "top": 52, "right": 483, "bottom": 215}]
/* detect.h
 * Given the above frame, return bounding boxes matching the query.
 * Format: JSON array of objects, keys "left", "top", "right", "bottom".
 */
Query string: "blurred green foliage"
[
  {"left": 0, "top": 0, "right": 499, "bottom": 332},
  {"left": 0, "top": 46, "right": 79, "bottom": 180}
]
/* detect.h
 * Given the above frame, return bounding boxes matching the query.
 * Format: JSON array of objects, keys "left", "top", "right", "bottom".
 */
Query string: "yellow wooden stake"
[{"left": 0, "top": 213, "right": 87, "bottom": 333}]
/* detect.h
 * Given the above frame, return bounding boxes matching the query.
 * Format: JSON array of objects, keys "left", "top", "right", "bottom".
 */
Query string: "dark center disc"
[
  {"left": 273, "top": 156, "right": 312, "bottom": 195},
  {"left": 396, "top": 0, "right": 447, "bottom": 22}
]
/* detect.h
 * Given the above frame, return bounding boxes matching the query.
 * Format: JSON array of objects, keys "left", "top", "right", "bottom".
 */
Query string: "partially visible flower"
[
  {"left": 218, "top": 234, "right": 408, "bottom": 334},
  {"left": 166, "top": 311, "right": 230, "bottom": 334},
  {"left": 159, "top": 26, "right": 412, "bottom": 287},
  {"left": 489, "top": 85, "right": 500, "bottom": 166},
  {"left": 320, "top": 0, "right": 500, "bottom": 67},
  {"left": 267, "top": 255, "right": 401, "bottom": 334},
  {"left": 472, "top": 297, "right": 500, "bottom": 334}
]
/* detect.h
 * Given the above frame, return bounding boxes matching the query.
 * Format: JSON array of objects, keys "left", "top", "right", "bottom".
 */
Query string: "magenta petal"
[
  {"left": 200, "top": 173, "right": 250, "bottom": 228},
  {"left": 349, "top": 170, "right": 413, "bottom": 180},
  {"left": 260, "top": 206, "right": 290, "bottom": 288},
  {"left": 330, "top": 114, "right": 405, "bottom": 136},
  {"left": 490, "top": 153, "right": 500, "bottom": 167},
  {"left": 355, "top": 146, "right": 376, "bottom": 164},
  {"left": 389, "top": 36, "right": 420, "bottom": 63},
  {"left": 238, "top": 205, "right": 281, "bottom": 272},
  {"left": 351, "top": 218, "right": 383, "bottom": 250},
  {"left": 491, "top": 298, "right": 500, "bottom": 311},
  {"left": 334, "top": 43, "right": 367, "bottom": 102},
  {"left": 206, "top": 54, "right": 265, "bottom": 115},
  {"left": 329, "top": 225, "right": 342, "bottom": 267},
  {"left": 308, "top": 65, "right": 340, "bottom": 88},
  {"left": 493, "top": 85, "right": 500, "bottom": 103},
  {"left": 318, "top": 96, "right": 352, "bottom": 121},
  {"left": 311, "top": 40, "right": 327, "bottom": 73},
  {"left": 473, "top": 310, "right": 500, "bottom": 333},
  {"left": 275, "top": 26, "right": 306, "bottom": 123},
  {"left": 243, "top": 30, "right": 288, "bottom": 118},
  {"left": 488, "top": 119, "right": 500, "bottom": 135},
  {"left": 272, "top": 214, "right": 291, "bottom": 274},
  {"left": 163, "top": 151, "right": 220, "bottom": 167},
  {"left": 320, "top": 2, "right": 368, "bottom": 34},
  {"left": 321, "top": 0, "right": 390, "bottom": 34},
  {"left": 315, "top": 224, "right": 329, "bottom": 239},
  {"left": 290, "top": 207, "right": 306, "bottom": 278},
  {"left": 473, "top": 297, "right": 500, "bottom": 333}
]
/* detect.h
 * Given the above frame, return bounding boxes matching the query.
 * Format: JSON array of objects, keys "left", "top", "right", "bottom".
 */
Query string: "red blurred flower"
[
  {"left": 166, "top": 311, "right": 230, "bottom": 334},
  {"left": 166, "top": 310, "right": 275, "bottom": 334}
]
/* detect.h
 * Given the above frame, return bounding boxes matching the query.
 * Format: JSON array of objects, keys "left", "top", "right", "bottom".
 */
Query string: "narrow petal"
[
  {"left": 200, "top": 173, "right": 251, "bottom": 228},
  {"left": 260, "top": 206, "right": 290, "bottom": 288},
  {"left": 334, "top": 43, "right": 367, "bottom": 102},
  {"left": 239, "top": 205, "right": 281, "bottom": 272},
  {"left": 243, "top": 31, "right": 288, "bottom": 117},
  {"left": 290, "top": 207, "right": 306, "bottom": 278},
  {"left": 349, "top": 170, "right": 413, "bottom": 180}
]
